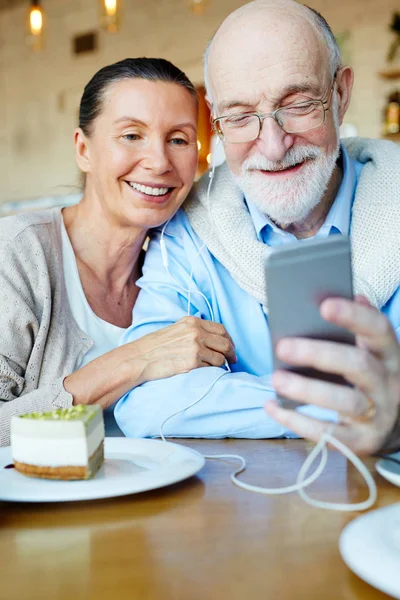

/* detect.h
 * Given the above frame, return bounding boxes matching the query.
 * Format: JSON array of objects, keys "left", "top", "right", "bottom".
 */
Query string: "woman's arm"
[
  {"left": 64, "top": 316, "right": 236, "bottom": 408},
  {"left": 0, "top": 228, "right": 235, "bottom": 446},
  {"left": 0, "top": 313, "right": 235, "bottom": 446}
]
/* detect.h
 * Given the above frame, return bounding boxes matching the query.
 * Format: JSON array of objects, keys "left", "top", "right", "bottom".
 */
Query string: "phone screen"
[{"left": 266, "top": 236, "right": 354, "bottom": 409}]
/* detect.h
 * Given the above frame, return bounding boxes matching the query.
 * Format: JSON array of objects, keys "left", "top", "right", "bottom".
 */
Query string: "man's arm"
[
  {"left": 115, "top": 367, "right": 287, "bottom": 439},
  {"left": 114, "top": 216, "right": 292, "bottom": 439}
]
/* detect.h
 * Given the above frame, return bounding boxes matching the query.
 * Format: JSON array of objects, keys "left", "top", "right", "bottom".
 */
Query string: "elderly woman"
[{"left": 0, "top": 58, "right": 235, "bottom": 446}]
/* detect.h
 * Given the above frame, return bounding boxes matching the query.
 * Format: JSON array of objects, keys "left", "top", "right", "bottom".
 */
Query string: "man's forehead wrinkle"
[{"left": 213, "top": 45, "right": 325, "bottom": 110}]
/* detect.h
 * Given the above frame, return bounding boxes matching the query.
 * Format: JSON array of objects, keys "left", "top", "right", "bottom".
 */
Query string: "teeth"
[{"left": 129, "top": 182, "right": 169, "bottom": 196}]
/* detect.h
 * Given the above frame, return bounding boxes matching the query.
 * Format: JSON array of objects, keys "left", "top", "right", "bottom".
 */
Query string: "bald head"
[{"left": 204, "top": 0, "right": 341, "bottom": 108}]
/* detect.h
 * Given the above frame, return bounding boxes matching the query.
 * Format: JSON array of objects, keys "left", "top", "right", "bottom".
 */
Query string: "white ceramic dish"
[
  {"left": 376, "top": 452, "right": 400, "bottom": 488},
  {"left": 0, "top": 437, "right": 205, "bottom": 502},
  {"left": 339, "top": 503, "right": 400, "bottom": 599}
]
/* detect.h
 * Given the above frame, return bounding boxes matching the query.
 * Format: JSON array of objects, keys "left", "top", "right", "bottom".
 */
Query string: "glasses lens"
[
  {"left": 280, "top": 102, "right": 324, "bottom": 134},
  {"left": 218, "top": 114, "right": 260, "bottom": 143}
]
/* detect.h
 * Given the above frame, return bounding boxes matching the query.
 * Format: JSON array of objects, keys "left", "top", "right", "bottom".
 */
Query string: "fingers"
[
  {"left": 276, "top": 337, "right": 384, "bottom": 395},
  {"left": 203, "top": 332, "right": 237, "bottom": 363},
  {"left": 321, "top": 298, "right": 399, "bottom": 366},
  {"left": 198, "top": 318, "right": 234, "bottom": 344},
  {"left": 176, "top": 316, "right": 232, "bottom": 342},
  {"left": 265, "top": 400, "right": 332, "bottom": 442},
  {"left": 267, "top": 298, "right": 400, "bottom": 456},
  {"left": 168, "top": 346, "right": 226, "bottom": 371},
  {"left": 179, "top": 317, "right": 236, "bottom": 363},
  {"left": 320, "top": 298, "right": 382, "bottom": 337},
  {"left": 264, "top": 401, "right": 379, "bottom": 456},
  {"left": 198, "top": 347, "right": 227, "bottom": 368},
  {"left": 272, "top": 370, "right": 371, "bottom": 417}
]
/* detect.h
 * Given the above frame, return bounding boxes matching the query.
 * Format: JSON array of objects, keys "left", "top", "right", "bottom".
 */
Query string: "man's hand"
[{"left": 265, "top": 296, "right": 400, "bottom": 456}]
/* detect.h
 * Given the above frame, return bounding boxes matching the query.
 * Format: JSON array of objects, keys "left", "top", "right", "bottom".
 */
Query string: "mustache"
[{"left": 240, "top": 145, "right": 322, "bottom": 175}]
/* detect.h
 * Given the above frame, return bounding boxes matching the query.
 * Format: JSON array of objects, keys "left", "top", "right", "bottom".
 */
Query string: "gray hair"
[
  {"left": 305, "top": 6, "right": 342, "bottom": 78},
  {"left": 204, "top": 3, "right": 342, "bottom": 105}
]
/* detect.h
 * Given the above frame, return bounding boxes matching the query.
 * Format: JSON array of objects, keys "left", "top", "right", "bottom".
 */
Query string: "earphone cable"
[{"left": 158, "top": 149, "right": 377, "bottom": 512}]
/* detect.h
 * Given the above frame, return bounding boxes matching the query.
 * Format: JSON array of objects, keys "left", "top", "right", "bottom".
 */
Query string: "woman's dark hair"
[{"left": 79, "top": 57, "right": 197, "bottom": 136}]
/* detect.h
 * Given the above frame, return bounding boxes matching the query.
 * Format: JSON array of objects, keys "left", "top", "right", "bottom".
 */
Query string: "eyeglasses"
[{"left": 212, "top": 76, "right": 337, "bottom": 144}]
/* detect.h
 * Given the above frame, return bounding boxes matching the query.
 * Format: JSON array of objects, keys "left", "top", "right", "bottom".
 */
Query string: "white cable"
[
  {"left": 160, "top": 370, "right": 228, "bottom": 442},
  {"left": 160, "top": 148, "right": 217, "bottom": 322},
  {"left": 226, "top": 425, "right": 377, "bottom": 511},
  {"left": 296, "top": 429, "right": 377, "bottom": 511},
  {"left": 160, "top": 219, "right": 215, "bottom": 321},
  {"left": 160, "top": 385, "right": 377, "bottom": 511},
  {"left": 205, "top": 447, "right": 328, "bottom": 494},
  {"left": 187, "top": 168, "right": 215, "bottom": 317},
  {"left": 158, "top": 143, "right": 377, "bottom": 512},
  {"left": 159, "top": 369, "right": 331, "bottom": 495}
]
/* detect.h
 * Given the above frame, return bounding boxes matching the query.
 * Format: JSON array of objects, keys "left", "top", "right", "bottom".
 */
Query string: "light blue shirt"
[{"left": 115, "top": 147, "right": 400, "bottom": 438}]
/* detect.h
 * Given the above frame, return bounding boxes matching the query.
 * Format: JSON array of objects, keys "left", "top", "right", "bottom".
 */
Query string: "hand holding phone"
[{"left": 266, "top": 236, "right": 355, "bottom": 409}]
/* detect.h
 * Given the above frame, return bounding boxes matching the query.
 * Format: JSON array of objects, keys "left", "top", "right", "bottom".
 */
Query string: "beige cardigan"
[
  {"left": 0, "top": 208, "right": 92, "bottom": 446},
  {"left": 184, "top": 137, "right": 400, "bottom": 310}
]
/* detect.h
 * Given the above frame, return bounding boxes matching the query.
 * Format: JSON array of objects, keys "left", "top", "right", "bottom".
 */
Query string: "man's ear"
[
  {"left": 74, "top": 128, "right": 91, "bottom": 173},
  {"left": 336, "top": 66, "right": 354, "bottom": 125},
  {"left": 205, "top": 94, "right": 214, "bottom": 119}
]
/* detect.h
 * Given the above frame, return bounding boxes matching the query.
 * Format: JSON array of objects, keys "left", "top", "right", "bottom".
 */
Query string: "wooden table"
[{"left": 1, "top": 439, "right": 399, "bottom": 600}]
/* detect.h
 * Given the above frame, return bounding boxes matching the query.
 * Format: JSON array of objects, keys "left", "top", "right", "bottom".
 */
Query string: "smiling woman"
[{"left": 0, "top": 58, "right": 236, "bottom": 446}]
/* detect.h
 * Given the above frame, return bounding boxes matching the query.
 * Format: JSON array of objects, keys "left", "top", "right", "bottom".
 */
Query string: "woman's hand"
[
  {"left": 128, "top": 316, "right": 237, "bottom": 384},
  {"left": 65, "top": 317, "right": 236, "bottom": 410}
]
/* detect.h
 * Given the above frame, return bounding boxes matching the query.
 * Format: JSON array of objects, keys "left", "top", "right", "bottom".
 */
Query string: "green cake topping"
[{"left": 20, "top": 405, "right": 99, "bottom": 422}]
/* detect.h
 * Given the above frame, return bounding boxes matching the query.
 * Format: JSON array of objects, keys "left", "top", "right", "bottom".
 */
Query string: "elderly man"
[{"left": 115, "top": 0, "right": 400, "bottom": 456}]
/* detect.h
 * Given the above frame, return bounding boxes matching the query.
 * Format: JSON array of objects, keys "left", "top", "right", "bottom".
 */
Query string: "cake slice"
[{"left": 11, "top": 405, "right": 105, "bottom": 480}]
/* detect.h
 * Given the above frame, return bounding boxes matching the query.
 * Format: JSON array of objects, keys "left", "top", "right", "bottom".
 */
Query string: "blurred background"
[{"left": 0, "top": 0, "right": 399, "bottom": 213}]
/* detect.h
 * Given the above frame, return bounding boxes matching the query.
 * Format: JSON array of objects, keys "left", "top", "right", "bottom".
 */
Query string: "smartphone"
[{"left": 266, "top": 236, "right": 355, "bottom": 409}]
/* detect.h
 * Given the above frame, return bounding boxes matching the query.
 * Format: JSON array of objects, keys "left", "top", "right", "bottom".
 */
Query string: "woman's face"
[{"left": 76, "top": 78, "right": 198, "bottom": 230}]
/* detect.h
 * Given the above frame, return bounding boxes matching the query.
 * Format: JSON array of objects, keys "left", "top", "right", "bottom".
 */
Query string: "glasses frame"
[{"left": 212, "top": 73, "right": 338, "bottom": 144}]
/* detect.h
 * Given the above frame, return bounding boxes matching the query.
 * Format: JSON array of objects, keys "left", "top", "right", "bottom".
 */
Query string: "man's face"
[{"left": 208, "top": 14, "right": 349, "bottom": 226}]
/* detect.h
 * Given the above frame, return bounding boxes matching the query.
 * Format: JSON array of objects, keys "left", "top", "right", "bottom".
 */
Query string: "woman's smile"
[{"left": 125, "top": 179, "right": 176, "bottom": 204}]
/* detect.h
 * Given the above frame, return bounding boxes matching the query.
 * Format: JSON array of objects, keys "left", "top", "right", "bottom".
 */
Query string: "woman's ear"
[{"left": 74, "top": 128, "right": 91, "bottom": 173}]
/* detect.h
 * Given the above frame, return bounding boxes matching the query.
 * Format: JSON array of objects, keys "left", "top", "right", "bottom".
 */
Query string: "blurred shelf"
[
  {"left": 378, "top": 68, "right": 400, "bottom": 80},
  {"left": 382, "top": 132, "right": 400, "bottom": 142}
]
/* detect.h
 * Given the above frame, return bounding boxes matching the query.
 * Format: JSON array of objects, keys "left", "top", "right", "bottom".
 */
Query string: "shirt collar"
[{"left": 246, "top": 144, "right": 358, "bottom": 243}]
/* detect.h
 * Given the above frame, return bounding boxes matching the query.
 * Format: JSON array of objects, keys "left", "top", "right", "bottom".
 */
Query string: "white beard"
[{"left": 233, "top": 108, "right": 341, "bottom": 228}]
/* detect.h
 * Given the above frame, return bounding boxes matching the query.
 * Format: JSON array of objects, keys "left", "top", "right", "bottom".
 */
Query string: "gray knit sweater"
[
  {"left": 184, "top": 137, "right": 400, "bottom": 310},
  {"left": 0, "top": 208, "right": 92, "bottom": 446}
]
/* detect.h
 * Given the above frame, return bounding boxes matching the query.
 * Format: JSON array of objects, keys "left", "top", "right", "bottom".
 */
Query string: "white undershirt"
[{"left": 61, "top": 217, "right": 128, "bottom": 369}]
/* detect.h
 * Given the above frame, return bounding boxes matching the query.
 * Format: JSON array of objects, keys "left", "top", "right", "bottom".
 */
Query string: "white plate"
[
  {"left": 339, "top": 503, "right": 400, "bottom": 599},
  {"left": 0, "top": 437, "right": 205, "bottom": 503},
  {"left": 376, "top": 452, "right": 400, "bottom": 488}
]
